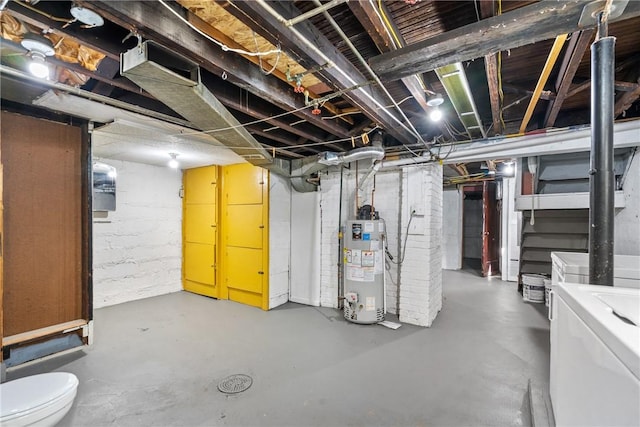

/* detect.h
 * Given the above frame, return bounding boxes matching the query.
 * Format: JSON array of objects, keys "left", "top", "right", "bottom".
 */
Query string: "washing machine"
[{"left": 549, "top": 282, "right": 640, "bottom": 426}]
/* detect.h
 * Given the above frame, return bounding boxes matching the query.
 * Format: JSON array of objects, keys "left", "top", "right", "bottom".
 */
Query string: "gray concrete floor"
[{"left": 9, "top": 269, "right": 550, "bottom": 426}]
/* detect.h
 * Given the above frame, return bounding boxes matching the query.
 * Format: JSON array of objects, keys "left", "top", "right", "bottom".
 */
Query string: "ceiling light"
[
  {"left": 168, "top": 153, "right": 179, "bottom": 169},
  {"left": 70, "top": 4, "right": 104, "bottom": 27},
  {"left": 426, "top": 93, "right": 444, "bottom": 107},
  {"left": 504, "top": 163, "right": 514, "bottom": 175},
  {"left": 429, "top": 108, "right": 443, "bottom": 122},
  {"left": 20, "top": 33, "right": 55, "bottom": 78},
  {"left": 28, "top": 52, "right": 49, "bottom": 78}
]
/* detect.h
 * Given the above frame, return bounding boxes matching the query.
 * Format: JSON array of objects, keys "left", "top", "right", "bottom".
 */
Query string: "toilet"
[{"left": 0, "top": 372, "right": 79, "bottom": 427}]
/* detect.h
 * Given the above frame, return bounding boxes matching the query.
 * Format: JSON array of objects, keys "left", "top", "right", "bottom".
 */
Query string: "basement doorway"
[{"left": 462, "top": 182, "right": 501, "bottom": 277}]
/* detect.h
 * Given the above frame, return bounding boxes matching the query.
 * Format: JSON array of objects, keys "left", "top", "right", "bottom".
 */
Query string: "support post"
[{"left": 588, "top": 13, "right": 615, "bottom": 286}]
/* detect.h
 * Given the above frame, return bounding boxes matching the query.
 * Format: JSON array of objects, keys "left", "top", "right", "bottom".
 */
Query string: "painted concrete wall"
[
  {"left": 463, "top": 198, "right": 483, "bottom": 259},
  {"left": 615, "top": 152, "right": 640, "bottom": 255},
  {"left": 319, "top": 162, "right": 443, "bottom": 327},
  {"left": 269, "top": 173, "right": 291, "bottom": 309},
  {"left": 442, "top": 187, "right": 463, "bottom": 270},
  {"left": 92, "top": 159, "right": 182, "bottom": 308},
  {"left": 501, "top": 176, "right": 521, "bottom": 282},
  {"left": 290, "top": 190, "right": 321, "bottom": 306}
]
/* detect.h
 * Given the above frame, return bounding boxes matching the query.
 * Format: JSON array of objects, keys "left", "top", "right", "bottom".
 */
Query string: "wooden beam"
[
  {"left": 545, "top": 30, "right": 594, "bottom": 128},
  {"left": 347, "top": 1, "right": 458, "bottom": 141},
  {"left": 185, "top": 11, "right": 353, "bottom": 126},
  {"left": 369, "top": 0, "right": 640, "bottom": 81},
  {"left": 3, "top": 319, "right": 87, "bottom": 347},
  {"left": 520, "top": 34, "right": 568, "bottom": 134},
  {"left": 478, "top": 1, "right": 502, "bottom": 135},
  {"left": 615, "top": 78, "right": 640, "bottom": 118},
  {"left": 484, "top": 53, "right": 502, "bottom": 135},
  {"left": 82, "top": 1, "right": 351, "bottom": 139},
  {"left": 348, "top": 0, "right": 429, "bottom": 113},
  {"left": 224, "top": 1, "right": 416, "bottom": 144},
  {"left": 246, "top": 126, "right": 320, "bottom": 154}
]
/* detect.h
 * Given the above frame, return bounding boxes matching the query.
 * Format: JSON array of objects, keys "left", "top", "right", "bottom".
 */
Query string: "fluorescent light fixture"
[{"left": 168, "top": 152, "right": 179, "bottom": 169}]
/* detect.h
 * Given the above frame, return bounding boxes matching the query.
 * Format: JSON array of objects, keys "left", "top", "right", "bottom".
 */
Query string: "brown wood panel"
[{"left": 2, "top": 112, "right": 83, "bottom": 336}]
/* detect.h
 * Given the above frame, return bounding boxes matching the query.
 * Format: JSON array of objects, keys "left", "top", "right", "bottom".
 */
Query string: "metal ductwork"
[
  {"left": 291, "top": 138, "right": 386, "bottom": 193},
  {"left": 121, "top": 41, "right": 272, "bottom": 167}
]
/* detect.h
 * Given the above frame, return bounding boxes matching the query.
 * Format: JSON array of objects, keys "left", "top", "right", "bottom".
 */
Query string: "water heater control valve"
[{"left": 344, "top": 292, "right": 358, "bottom": 304}]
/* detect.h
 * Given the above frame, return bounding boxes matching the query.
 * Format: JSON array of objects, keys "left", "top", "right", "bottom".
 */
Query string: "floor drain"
[{"left": 218, "top": 374, "right": 253, "bottom": 394}]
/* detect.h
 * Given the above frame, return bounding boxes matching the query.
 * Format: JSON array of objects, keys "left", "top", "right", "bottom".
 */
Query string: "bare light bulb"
[
  {"left": 429, "top": 108, "right": 442, "bottom": 122},
  {"left": 28, "top": 54, "right": 49, "bottom": 79},
  {"left": 168, "top": 153, "right": 179, "bottom": 169},
  {"left": 504, "top": 164, "right": 514, "bottom": 175}
]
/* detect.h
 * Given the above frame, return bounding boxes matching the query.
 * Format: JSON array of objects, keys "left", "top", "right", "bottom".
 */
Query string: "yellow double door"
[{"left": 183, "top": 164, "right": 269, "bottom": 310}]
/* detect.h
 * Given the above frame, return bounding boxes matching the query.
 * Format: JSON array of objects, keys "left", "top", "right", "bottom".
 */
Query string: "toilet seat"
[{"left": 1, "top": 372, "right": 78, "bottom": 426}]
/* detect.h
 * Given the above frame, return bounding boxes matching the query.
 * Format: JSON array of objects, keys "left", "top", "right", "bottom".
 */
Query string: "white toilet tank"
[{"left": 1, "top": 372, "right": 79, "bottom": 427}]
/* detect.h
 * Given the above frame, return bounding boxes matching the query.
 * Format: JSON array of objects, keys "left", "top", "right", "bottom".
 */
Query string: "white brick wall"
[
  {"left": 92, "top": 159, "right": 182, "bottom": 308},
  {"left": 442, "top": 187, "right": 463, "bottom": 270},
  {"left": 615, "top": 152, "right": 640, "bottom": 255},
  {"left": 398, "top": 164, "right": 443, "bottom": 327},
  {"left": 319, "top": 161, "right": 443, "bottom": 327},
  {"left": 269, "top": 172, "right": 291, "bottom": 309}
]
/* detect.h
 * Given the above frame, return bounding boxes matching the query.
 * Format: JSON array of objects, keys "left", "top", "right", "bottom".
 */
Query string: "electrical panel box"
[{"left": 343, "top": 219, "right": 385, "bottom": 324}]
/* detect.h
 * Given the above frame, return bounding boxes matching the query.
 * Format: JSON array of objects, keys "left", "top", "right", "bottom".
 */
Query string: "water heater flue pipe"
[{"left": 318, "top": 145, "right": 385, "bottom": 166}]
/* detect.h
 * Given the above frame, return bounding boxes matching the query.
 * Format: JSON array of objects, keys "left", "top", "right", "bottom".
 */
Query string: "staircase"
[{"left": 518, "top": 209, "right": 589, "bottom": 289}]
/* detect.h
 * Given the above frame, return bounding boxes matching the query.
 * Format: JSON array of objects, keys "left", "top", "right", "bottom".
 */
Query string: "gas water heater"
[{"left": 343, "top": 219, "right": 385, "bottom": 324}]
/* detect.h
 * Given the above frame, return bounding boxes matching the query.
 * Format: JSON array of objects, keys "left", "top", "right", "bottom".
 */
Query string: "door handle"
[{"left": 258, "top": 271, "right": 264, "bottom": 275}]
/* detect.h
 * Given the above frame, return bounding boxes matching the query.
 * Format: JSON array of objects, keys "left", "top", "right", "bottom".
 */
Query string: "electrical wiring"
[
  {"left": 96, "top": 123, "right": 383, "bottom": 153},
  {"left": 383, "top": 214, "right": 413, "bottom": 266},
  {"left": 158, "top": 0, "right": 281, "bottom": 57},
  {"left": 14, "top": 0, "right": 74, "bottom": 23},
  {"left": 253, "top": 31, "right": 280, "bottom": 75}
]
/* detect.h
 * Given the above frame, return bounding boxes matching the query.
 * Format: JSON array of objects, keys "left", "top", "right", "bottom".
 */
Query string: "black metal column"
[{"left": 589, "top": 15, "right": 615, "bottom": 286}]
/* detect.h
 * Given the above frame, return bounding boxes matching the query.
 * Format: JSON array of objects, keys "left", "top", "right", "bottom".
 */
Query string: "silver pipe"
[
  {"left": 311, "top": 0, "right": 428, "bottom": 146},
  {"left": 0, "top": 64, "right": 194, "bottom": 128},
  {"left": 256, "top": 0, "right": 422, "bottom": 145},
  {"left": 286, "top": 0, "right": 349, "bottom": 27},
  {"left": 588, "top": 32, "right": 616, "bottom": 286},
  {"left": 0, "top": 0, "right": 9, "bottom": 11}
]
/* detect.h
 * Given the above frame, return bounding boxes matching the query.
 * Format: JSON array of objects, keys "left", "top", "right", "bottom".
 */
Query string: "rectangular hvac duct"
[{"left": 121, "top": 41, "right": 272, "bottom": 166}]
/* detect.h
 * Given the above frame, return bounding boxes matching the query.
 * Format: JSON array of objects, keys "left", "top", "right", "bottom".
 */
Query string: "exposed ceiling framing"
[{"left": 1, "top": 0, "right": 639, "bottom": 172}]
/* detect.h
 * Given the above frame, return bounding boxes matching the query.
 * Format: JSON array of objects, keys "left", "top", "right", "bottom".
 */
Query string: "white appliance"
[
  {"left": 551, "top": 252, "right": 640, "bottom": 289},
  {"left": 549, "top": 283, "right": 640, "bottom": 426},
  {"left": 343, "top": 219, "right": 385, "bottom": 324}
]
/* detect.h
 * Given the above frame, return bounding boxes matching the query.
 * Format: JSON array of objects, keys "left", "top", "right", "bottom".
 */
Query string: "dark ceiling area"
[{"left": 2, "top": 0, "right": 640, "bottom": 167}]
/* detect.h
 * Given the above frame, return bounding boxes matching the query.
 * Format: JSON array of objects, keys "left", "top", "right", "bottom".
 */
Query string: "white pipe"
[
  {"left": 311, "top": 0, "right": 428, "bottom": 146},
  {"left": 375, "top": 120, "right": 640, "bottom": 170},
  {"left": 286, "top": 0, "right": 349, "bottom": 27},
  {"left": 255, "top": 0, "right": 422, "bottom": 144},
  {"left": 0, "top": 0, "right": 9, "bottom": 11}
]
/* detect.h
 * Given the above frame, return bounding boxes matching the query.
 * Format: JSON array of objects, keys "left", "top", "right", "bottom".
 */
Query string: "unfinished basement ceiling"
[{"left": 1, "top": 0, "right": 640, "bottom": 167}]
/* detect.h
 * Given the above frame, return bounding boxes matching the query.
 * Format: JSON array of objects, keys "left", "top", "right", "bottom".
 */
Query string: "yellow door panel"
[
  {"left": 185, "top": 204, "right": 216, "bottom": 244},
  {"left": 225, "top": 246, "right": 263, "bottom": 294},
  {"left": 185, "top": 166, "right": 217, "bottom": 204},
  {"left": 228, "top": 288, "right": 263, "bottom": 309},
  {"left": 184, "top": 242, "right": 215, "bottom": 286},
  {"left": 184, "top": 280, "right": 216, "bottom": 298},
  {"left": 225, "top": 204, "right": 263, "bottom": 249},
  {"left": 224, "top": 164, "right": 263, "bottom": 205}
]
